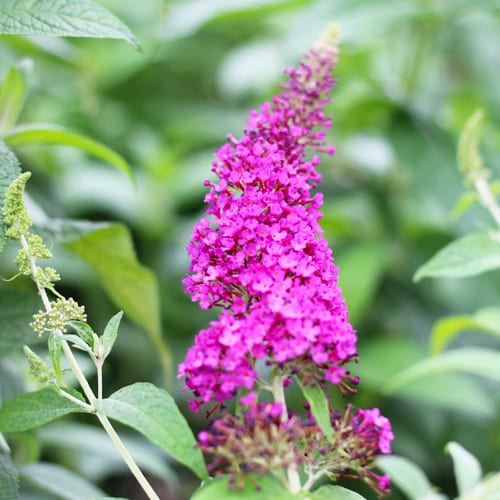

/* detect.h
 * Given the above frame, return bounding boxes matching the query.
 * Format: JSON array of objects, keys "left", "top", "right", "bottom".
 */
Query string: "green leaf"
[
  {"left": 429, "top": 316, "right": 480, "bottom": 355},
  {"left": 94, "top": 382, "right": 207, "bottom": 480},
  {"left": 59, "top": 334, "right": 94, "bottom": 356},
  {"left": 191, "top": 474, "right": 287, "bottom": 499},
  {"left": 18, "top": 462, "right": 106, "bottom": 499},
  {"left": 38, "top": 421, "right": 178, "bottom": 486},
  {"left": 414, "top": 232, "right": 500, "bottom": 281},
  {"left": 65, "top": 321, "right": 95, "bottom": 348},
  {"left": 336, "top": 242, "right": 387, "bottom": 325},
  {"left": 4, "top": 124, "right": 133, "bottom": 180},
  {"left": 463, "top": 472, "right": 500, "bottom": 500},
  {"left": 0, "top": 388, "right": 82, "bottom": 432},
  {"left": 0, "top": 441, "right": 18, "bottom": 500},
  {"left": 457, "top": 109, "right": 484, "bottom": 178},
  {"left": 311, "top": 485, "right": 367, "bottom": 500},
  {"left": 376, "top": 455, "right": 438, "bottom": 500},
  {"left": 0, "top": 66, "right": 25, "bottom": 134},
  {"left": 48, "top": 332, "right": 63, "bottom": 384},
  {"left": 383, "top": 347, "right": 500, "bottom": 394},
  {"left": 295, "top": 379, "right": 333, "bottom": 443},
  {"left": 445, "top": 442, "right": 482, "bottom": 496},
  {"left": 0, "top": 141, "right": 21, "bottom": 255},
  {"left": 101, "top": 311, "right": 123, "bottom": 359},
  {"left": 0, "top": 0, "right": 140, "bottom": 50},
  {"left": 451, "top": 192, "right": 478, "bottom": 219},
  {"left": 64, "top": 224, "right": 172, "bottom": 382},
  {"left": 430, "top": 308, "right": 500, "bottom": 354}
]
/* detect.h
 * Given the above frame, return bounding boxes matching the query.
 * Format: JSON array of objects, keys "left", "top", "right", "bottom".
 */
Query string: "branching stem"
[{"left": 475, "top": 177, "right": 500, "bottom": 227}]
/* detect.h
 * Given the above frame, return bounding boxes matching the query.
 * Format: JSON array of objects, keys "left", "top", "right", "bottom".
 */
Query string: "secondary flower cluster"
[
  {"left": 179, "top": 30, "right": 357, "bottom": 409},
  {"left": 198, "top": 399, "right": 393, "bottom": 496}
]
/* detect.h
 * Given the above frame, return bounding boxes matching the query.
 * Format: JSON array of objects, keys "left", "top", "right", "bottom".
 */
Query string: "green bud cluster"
[
  {"left": 30, "top": 298, "right": 87, "bottom": 335},
  {"left": 23, "top": 345, "right": 56, "bottom": 384},
  {"left": 2, "top": 171, "right": 32, "bottom": 239}
]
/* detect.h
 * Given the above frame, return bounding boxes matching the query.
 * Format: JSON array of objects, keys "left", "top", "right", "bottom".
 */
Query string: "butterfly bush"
[{"left": 179, "top": 28, "right": 393, "bottom": 495}]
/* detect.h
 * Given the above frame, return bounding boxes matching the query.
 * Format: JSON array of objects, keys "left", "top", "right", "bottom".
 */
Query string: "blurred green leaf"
[
  {"left": 376, "top": 455, "right": 442, "bottom": 500},
  {"left": 191, "top": 474, "right": 286, "bottom": 499},
  {"left": 414, "top": 232, "right": 500, "bottom": 281},
  {"left": 63, "top": 224, "right": 172, "bottom": 381},
  {"left": 383, "top": 347, "right": 500, "bottom": 394},
  {"left": 0, "top": 388, "right": 82, "bottom": 432},
  {"left": 0, "top": 66, "right": 25, "bottom": 134},
  {"left": 310, "top": 485, "right": 366, "bottom": 500},
  {"left": 463, "top": 472, "right": 500, "bottom": 500},
  {"left": 336, "top": 242, "right": 388, "bottom": 325},
  {"left": 94, "top": 382, "right": 207, "bottom": 480},
  {"left": 295, "top": 379, "right": 333, "bottom": 443},
  {"left": 446, "top": 441, "right": 482, "bottom": 496},
  {"left": 0, "top": 0, "right": 140, "bottom": 50},
  {"left": 0, "top": 289, "right": 43, "bottom": 356},
  {"left": 430, "top": 307, "right": 500, "bottom": 354},
  {"left": 0, "top": 141, "right": 21, "bottom": 255},
  {"left": 4, "top": 124, "right": 133, "bottom": 179},
  {"left": 358, "top": 338, "right": 495, "bottom": 417},
  {"left": 0, "top": 441, "right": 18, "bottom": 500},
  {"left": 451, "top": 191, "right": 478, "bottom": 219},
  {"left": 38, "top": 422, "right": 178, "bottom": 486},
  {"left": 457, "top": 109, "right": 484, "bottom": 180},
  {"left": 100, "top": 311, "right": 122, "bottom": 360},
  {"left": 18, "top": 462, "right": 106, "bottom": 499}
]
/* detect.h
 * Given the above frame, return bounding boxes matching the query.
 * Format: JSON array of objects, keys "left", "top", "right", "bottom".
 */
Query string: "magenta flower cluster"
[{"left": 179, "top": 33, "right": 357, "bottom": 409}]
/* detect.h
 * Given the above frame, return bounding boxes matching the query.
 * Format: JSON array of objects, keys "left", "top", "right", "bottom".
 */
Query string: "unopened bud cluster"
[{"left": 30, "top": 298, "right": 87, "bottom": 335}]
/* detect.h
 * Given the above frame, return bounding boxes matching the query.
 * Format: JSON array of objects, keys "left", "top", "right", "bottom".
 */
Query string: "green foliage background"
[{"left": 1, "top": 0, "right": 500, "bottom": 498}]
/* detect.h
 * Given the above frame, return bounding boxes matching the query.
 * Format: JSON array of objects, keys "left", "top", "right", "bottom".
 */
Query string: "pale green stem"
[
  {"left": 302, "top": 468, "right": 327, "bottom": 491},
  {"left": 271, "top": 373, "right": 302, "bottom": 494},
  {"left": 59, "top": 388, "right": 93, "bottom": 411},
  {"left": 96, "top": 361, "right": 103, "bottom": 400},
  {"left": 475, "top": 177, "right": 500, "bottom": 227},
  {"left": 21, "top": 232, "right": 160, "bottom": 500},
  {"left": 20, "top": 234, "right": 52, "bottom": 312},
  {"left": 96, "top": 413, "right": 160, "bottom": 500}
]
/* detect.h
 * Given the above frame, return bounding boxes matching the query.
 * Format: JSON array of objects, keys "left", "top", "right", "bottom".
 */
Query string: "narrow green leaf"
[
  {"left": 64, "top": 225, "right": 172, "bottom": 382},
  {"left": 457, "top": 109, "right": 484, "bottom": 178},
  {"left": 0, "top": 66, "right": 25, "bottom": 134},
  {"left": 430, "top": 316, "right": 480, "bottom": 355},
  {"left": 101, "top": 311, "right": 123, "bottom": 359},
  {"left": 59, "top": 334, "right": 94, "bottom": 356},
  {"left": 94, "top": 382, "right": 207, "bottom": 480},
  {"left": 414, "top": 232, "right": 500, "bottom": 281},
  {"left": 464, "top": 472, "right": 500, "bottom": 500},
  {"left": 376, "top": 455, "right": 437, "bottom": 500},
  {"left": 0, "top": 0, "right": 141, "bottom": 50},
  {"left": 0, "top": 443, "right": 18, "bottom": 500},
  {"left": 0, "top": 289, "right": 42, "bottom": 356},
  {"left": 191, "top": 474, "right": 287, "bottom": 499},
  {"left": 4, "top": 124, "right": 132, "bottom": 180},
  {"left": 451, "top": 192, "right": 478, "bottom": 219},
  {"left": 311, "top": 485, "right": 367, "bottom": 500},
  {"left": 446, "top": 442, "right": 482, "bottom": 496},
  {"left": 65, "top": 321, "right": 95, "bottom": 348},
  {"left": 18, "top": 462, "right": 106, "bottom": 499},
  {"left": 0, "top": 388, "right": 82, "bottom": 432},
  {"left": 0, "top": 141, "right": 21, "bottom": 255},
  {"left": 48, "top": 332, "right": 64, "bottom": 384},
  {"left": 430, "top": 308, "right": 500, "bottom": 354},
  {"left": 383, "top": 347, "right": 500, "bottom": 394},
  {"left": 295, "top": 379, "right": 333, "bottom": 443}
]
